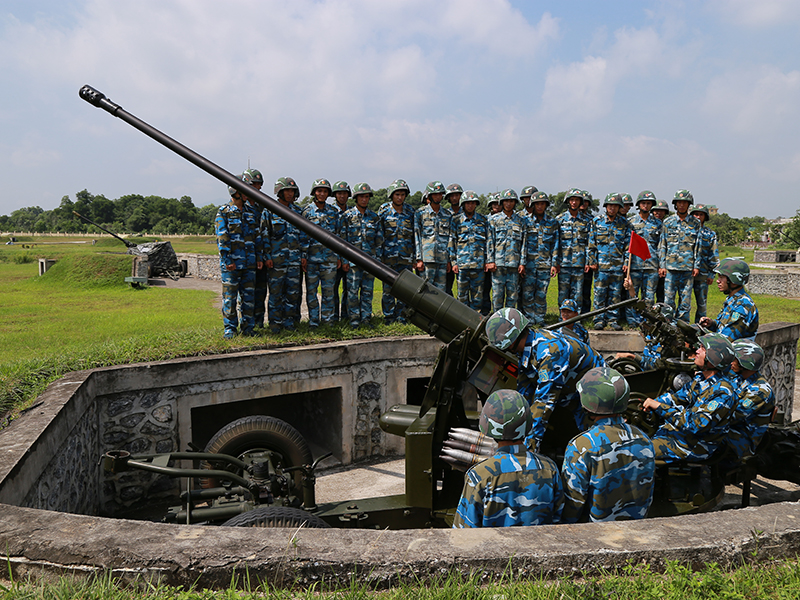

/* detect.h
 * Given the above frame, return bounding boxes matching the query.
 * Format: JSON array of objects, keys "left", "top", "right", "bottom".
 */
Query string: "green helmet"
[
  {"left": 445, "top": 183, "right": 463, "bottom": 200},
  {"left": 388, "top": 179, "right": 410, "bottom": 197},
  {"left": 352, "top": 182, "right": 374, "bottom": 197},
  {"left": 424, "top": 181, "right": 446, "bottom": 200},
  {"left": 621, "top": 193, "right": 634, "bottom": 206},
  {"left": 636, "top": 190, "right": 656, "bottom": 207},
  {"left": 460, "top": 190, "right": 480, "bottom": 206},
  {"left": 520, "top": 185, "right": 538, "bottom": 199},
  {"left": 715, "top": 257, "right": 750, "bottom": 286},
  {"left": 604, "top": 192, "right": 624, "bottom": 207},
  {"left": 672, "top": 189, "right": 694, "bottom": 206},
  {"left": 653, "top": 302, "right": 675, "bottom": 321},
  {"left": 530, "top": 191, "right": 550, "bottom": 206},
  {"left": 559, "top": 298, "right": 580, "bottom": 312},
  {"left": 690, "top": 204, "right": 710, "bottom": 219},
  {"left": 479, "top": 389, "right": 532, "bottom": 441},
  {"left": 577, "top": 367, "right": 630, "bottom": 415},
  {"left": 565, "top": 187, "right": 585, "bottom": 202},
  {"left": 500, "top": 188, "right": 519, "bottom": 203},
  {"left": 274, "top": 176, "right": 299, "bottom": 198},
  {"left": 243, "top": 168, "right": 263, "bottom": 186},
  {"left": 332, "top": 181, "right": 351, "bottom": 197},
  {"left": 487, "top": 192, "right": 500, "bottom": 206},
  {"left": 228, "top": 173, "right": 247, "bottom": 197},
  {"left": 652, "top": 199, "right": 670, "bottom": 213},
  {"left": 485, "top": 308, "right": 529, "bottom": 351},
  {"left": 699, "top": 333, "right": 735, "bottom": 369},
  {"left": 732, "top": 340, "right": 764, "bottom": 371},
  {"left": 310, "top": 178, "right": 332, "bottom": 196}
]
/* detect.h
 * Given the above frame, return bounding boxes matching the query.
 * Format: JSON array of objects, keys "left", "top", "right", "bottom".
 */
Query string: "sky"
[{"left": 1, "top": 0, "right": 800, "bottom": 220}]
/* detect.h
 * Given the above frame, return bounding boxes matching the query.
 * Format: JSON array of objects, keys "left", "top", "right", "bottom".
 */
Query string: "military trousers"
[
  {"left": 623, "top": 270, "right": 659, "bottom": 324},
  {"left": 692, "top": 276, "right": 710, "bottom": 323},
  {"left": 334, "top": 265, "right": 349, "bottom": 323},
  {"left": 422, "top": 262, "right": 448, "bottom": 292},
  {"left": 456, "top": 268, "right": 484, "bottom": 313},
  {"left": 651, "top": 433, "right": 713, "bottom": 464},
  {"left": 664, "top": 270, "right": 693, "bottom": 322},
  {"left": 221, "top": 268, "right": 256, "bottom": 336},
  {"left": 347, "top": 266, "right": 375, "bottom": 327},
  {"left": 558, "top": 267, "right": 584, "bottom": 310},
  {"left": 305, "top": 261, "right": 338, "bottom": 327},
  {"left": 382, "top": 258, "right": 413, "bottom": 323},
  {"left": 481, "top": 271, "right": 493, "bottom": 316},
  {"left": 268, "top": 262, "right": 302, "bottom": 332},
  {"left": 491, "top": 266, "right": 519, "bottom": 312},
  {"left": 254, "top": 266, "right": 268, "bottom": 328},
  {"left": 593, "top": 269, "right": 624, "bottom": 327},
  {"left": 521, "top": 268, "right": 552, "bottom": 325}
]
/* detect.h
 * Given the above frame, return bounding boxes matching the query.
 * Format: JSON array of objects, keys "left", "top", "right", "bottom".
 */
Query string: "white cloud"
[{"left": 707, "top": 0, "right": 800, "bottom": 27}]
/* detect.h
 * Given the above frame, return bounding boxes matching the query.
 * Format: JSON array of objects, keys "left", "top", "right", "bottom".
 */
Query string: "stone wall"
[
  {"left": 748, "top": 271, "right": 800, "bottom": 298},
  {"left": 756, "top": 322, "right": 800, "bottom": 423},
  {"left": 754, "top": 250, "right": 797, "bottom": 263},
  {"left": 178, "top": 252, "right": 220, "bottom": 280}
]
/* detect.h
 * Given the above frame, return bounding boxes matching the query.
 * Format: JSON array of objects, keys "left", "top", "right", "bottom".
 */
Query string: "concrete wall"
[
  {"left": 178, "top": 252, "right": 219, "bottom": 280},
  {"left": 748, "top": 271, "right": 800, "bottom": 298},
  {"left": 753, "top": 250, "right": 796, "bottom": 263}
]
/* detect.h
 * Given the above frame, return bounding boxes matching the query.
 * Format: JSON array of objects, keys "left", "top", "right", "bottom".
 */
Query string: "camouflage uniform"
[
  {"left": 453, "top": 445, "right": 564, "bottom": 527},
  {"left": 379, "top": 197, "right": 416, "bottom": 323},
  {"left": 342, "top": 192, "right": 384, "bottom": 327},
  {"left": 215, "top": 200, "right": 262, "bottom": 336},
  {"left": 693, "top": 217, "right": 719, "bottom": 323},
  {"left": 487, "top": 206, "right": 526, "bottom": 311},
  {"left": 715, "top": 287, "right": 758, "bottom": 341},
  {"left": 556, "top": 209, "right": 591, "bottom": 309},
  {"left": 302, "top": 200, "right": 341, "bottom": 327},
  {"left": 449, "top": 203, "right": 488, "bottom": 313},
  {"left": 263, "top": 204, "right": 306, "bottom": 331},
  {"left": 331, "top": 181, "right": 351, "bottom": 323},
  {"left": 625, "top": 213, "right": 662, "bottom": 323},
  {"left": 658, "top": 213, "right": 700, "bottom": 323},
  {"left": 414, "top": 203, "right": 453, "bottom": 291},
  {"left": 521, "top": 200, "right": 560, "bottom": 325},
  {"left": 727, "top": 371, "right": 775, "bottom": 459},
  {"left": 559, "top": 297, "right": 590, "bottom": 345},
  {"left": 589, "top": 207, "right": 631, "bottom": 328},
  {"left": 242, "top": 169, "right": 268, "bottom": 328},
  {"left": 561, "top": 415, "right": 655, "bottom": 523}
]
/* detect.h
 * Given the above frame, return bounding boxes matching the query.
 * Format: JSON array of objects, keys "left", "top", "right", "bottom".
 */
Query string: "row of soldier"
[{"left": 214, "top": 170, "right": 724, "bottom": 338}]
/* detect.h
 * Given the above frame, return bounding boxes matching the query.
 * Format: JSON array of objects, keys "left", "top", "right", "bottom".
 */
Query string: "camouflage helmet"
[
  {"left": 653, "top": 302, "right": 675, "bottom": 322},
  {"left": 732, "top": 339, "right": 764, "bottom": 371},
  {"left": 565, "top": 187, "right": 585, "bottom": 202},
  {"left": 698, "top": 332, "right": 735, "bottom": 369},
  {"left": 479, "top": 389, "right": 532, "bottom": 441},
  {"left": 500, "top": 188, "right": 519, "bottom": 203},
  {"left": 352, "top": 182, "right": 374, "bottom": 197},
  {"left": 424, "top": 181, "right": 446, "bottom": 200},
  {"left": 485, "top": 308, "right": 530, "bottom": 351},
  {"left": 444, "top": 183, "right": 464, "bottom": 200},
  {"left": 559, "top": 298, "right": 580, "bottom": 313},
  {"left": 387, "top": 179, "right": 410, "bottom": 198},
  {"left": 487, "top": 192, "right": 501, "bottom": 206},
  {"left": 531, "top": 191, "right": 550, "bottom": 206},
  {"left": 672, "top": 189, "right": 694, "bottom": 206},
  {"left": 520, "top": 185, "right": 538, "bottom": 199},
  {"left": 621, "top": 193, "right": 634, "bottom": 206},
  {"left": 274, "top": 176, "right": 299, "bottom": 198},
  {"left": 603, "top": 192, "right": 624, "bottom": 207},
  {"left": 577, "top": 367, "right": 630, "bottom": 415},
  {"left": 310, "top": 178, "right": 332, "bottom": 196},
  {"left": 332, "top": 181, "right": 352, "bottom": 198},
  {"left": 715, "top": 257, "right": 750, "bottom": 286},
  {"left": 690, "top": 204, "right": 710, "bottom": 220},
  {"left": 636, "top": 190, "right": 656, "bottom": 207},
  {"left": 243, "top": 168, "right": 264, "bottom": 186},
  {"left": 460, "top": 190, "right": 480, "bottom": 206},
  {"left": 228, "top": 172, "right": 247, "bottom": 197},
  {"left": 652, "top": 199, "right": 670, "bottom": 213}
]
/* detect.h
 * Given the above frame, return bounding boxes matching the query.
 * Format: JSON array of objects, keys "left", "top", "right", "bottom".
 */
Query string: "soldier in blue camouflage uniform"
[
  {"left": 614, "top": 302, "right": 673, "bottom": 370},
  {"left": 301, "top": 178, "right": 341, "bottom": 328},
  {"left": 485, "top": 308, "right": 605, "bottom": 451},
  {"left": 557, "top": 188, "right": 591, "bottom": 310},
  {"left": 331, "top": 181, "right": 351, "bottom": 323},
  {"left": 215, "top": 176, "right": 263, "bottom": 338},
  {"left": 444, "top": 183, "right": 463, "bottom": 297},
  {"left": 520, "top": 191, "right": 560, "bottom": 325},
  {"left": 727, "top": 340, "right": 775, "bottom": 459},
  {"left": 643, "top": 333, "right": 737, "bottom": 462},
  {"left": 414, "top": 181, "right": 453, "bottom": 291},
  {"left": 579, "top": 193, "right": 596, "bottom": 313},
  {"left": 341, "top": 183, "right": 384, "bottom": 328},
  {"left": 623, "top": 191, "right": 660, "bottom": 325},
  {"left": 453, "top": 389, "right": 564, "bottom": 528},
  {"left": 487, "top": 189, "right": 526, "bottom": 311},
  {"left": 558, "top": 298, "right": 589, "bottom": 344},
  {"left": 481, "top": 193, "right": 502, "bottom": 315},
  {"left": 658, "top": 189, "right": 700, "bottom": 322},
  {"left": 449, "top": 190, "right": 488, "bottom": 312},
  {"left": 700, "top": 258, "right": 759, "bottom": 341},
  {"left": 561, "top": 367, "right": 655, "bottom": 523},
  {"left": 241, "top": 168, "right": 268, "bottom": 329},
  {"left": 263, "top": 177, "right": 307, "bottom": 332},
  {"left": 518, "top": 185, "right": 538, "bottom": 219},
  {"left": 378, "top": 179, "right": 416, "bottom": 323},
  {"left": 651, "top": 199, "right": 670, "bottom": 303},
  {"left": 620, "top": 193, "right": 634, "bottom": 221},
  {"left": 690, "top": 204, "right": 719, "bottom": 323},
  {"left": 588, "top": 193, "right": 631, "bottom": 330}
]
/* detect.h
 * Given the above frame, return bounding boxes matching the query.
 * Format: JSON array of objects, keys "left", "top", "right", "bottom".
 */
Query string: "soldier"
[
  {"left": 519, "top": 185, "right": 538, "bottom": 218},
  {"left": 449, "top": 190, "right": 488, "bottom": 312},
  {"left": 520, "top": 191, "right": 560, "bottom": 325},
  {"left": 331, "top": 181, "right": 351, "bottom": 323},
  {"left": 643, "top": 333, "right": 737, "bottom": 463},
  {"left": 341, "top": 183, "right": 384, "bottom": 328},
  {"left": 378, "top": 179, "right": 416, "bottom": 324},
  {"left": 727, "top": 340, "right": 775, "bottom": 459},
  {"left": 453, "top": 389, "right": 564, "bottom": 528},
  {"left": 215, "top": 176, "right": 263, "bottom": 338},
  {"left": 620, "top": 193, "right": 634, "bottom": 220},
  {"left": 561, "top": 367, "right": 655, "bottom": 523},
  {"left": 558, "top": 298, "right": 589, "bottom": 345},
  {"left": 556, "top": 188, "right": 591, "bottom": 310},
  {"left": 414, "top": 181, "right": 453, "bottom": 291},
  {"left": 301, "top": 178, "right": 341, "bottom": 328},
  {"left": 623, "top": 191, "right": 660, "bottom": 325},
  {"left": 487, "top": 193, "right": 502, "bottom": 215},
  {"left": 482, "top": 193, "right": 502, "bottom": 315},
  {"left": 487, "top": 189, "right": 526, "bottom": 311},
  {"left": 579, "top": 192, "right": 595, "bottom": 314},
  {"left": 614, "top": 302, "right": 673, "bottom": 370},
  {"left": 699, "top": 258, "right": 759, "bottom": 341},
  {"left": 444, "top": 183, "right": 463, "bottom": 296},
  {"left": 651, "top": 199, "right": 669, "bottom": 303},
  {"left": 658, "top": 189, "right": 701, "bottom": 322},
  {"left": 242, "top": 168, "right": 268, "bottom": 329},
  {"left": 588, "top": 193, "right": 631, "bottom": 330},
  {"left": 263, "top": 177, "right": 306, "bottom": 332},
  {"left": 485, "top": 308, "right": 605, "bottom": 451},
  {"left": 690, "top": 204, "right": 719, "bottom": 323}
]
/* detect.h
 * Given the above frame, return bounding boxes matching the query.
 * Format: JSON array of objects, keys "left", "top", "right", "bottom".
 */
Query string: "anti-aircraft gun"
[{"left": 82, "top": 85, "right": 796, "bottom": 528}]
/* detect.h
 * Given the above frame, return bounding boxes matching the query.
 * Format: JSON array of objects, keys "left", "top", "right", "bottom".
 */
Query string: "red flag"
[{"left": 629, "top": 231, "right": 651, "bottom": 260}]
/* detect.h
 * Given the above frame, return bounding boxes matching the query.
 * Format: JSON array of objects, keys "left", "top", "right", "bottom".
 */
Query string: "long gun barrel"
[
  {"left": 79, "top": 85, "right": 481, "bottom": 342},
  {"left": 72, "top": 210, "right": 136, "bottom": 248},
  {"left": 545, "top": 297, "right": 641, "bottom": 331}
]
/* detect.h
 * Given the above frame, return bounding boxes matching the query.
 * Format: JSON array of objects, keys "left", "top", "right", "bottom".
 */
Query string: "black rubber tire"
[
  {"left": 221, "top": 506, "right": 330, "bottom": 528},
  {"left": 200, "top": 415, "right": 312, "bottom": 490}
]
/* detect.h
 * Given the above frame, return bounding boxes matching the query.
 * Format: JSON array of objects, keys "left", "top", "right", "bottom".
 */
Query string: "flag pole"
[{"left": 625, "top": 232, "right": 635, "bottom": 298}]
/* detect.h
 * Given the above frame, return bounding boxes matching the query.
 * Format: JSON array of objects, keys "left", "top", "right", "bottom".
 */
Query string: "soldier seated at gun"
[
  {"left": 557, "top": 298, "right": 589, "bottom": 345},
  {"left": 614, "top": 302, "right": 680, "bottom": 370},
  {"left": 726, "top": 340, "right": 775, "bottom": 460}
]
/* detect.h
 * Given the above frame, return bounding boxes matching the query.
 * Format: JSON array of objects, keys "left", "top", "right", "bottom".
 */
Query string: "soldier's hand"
[
  {"left": 257, "top": 261, "right": 263, "bottom": 270},
  {"left": 642, "top": 398, "right": 660, "bottom": 412},
  {"left": 342, "top": 263, "right": 350, "bottom": 272},
  {"left": 550, "top": 266, "right": 559, "bottom": 277},
  {"left": 658, "top": 268, "right": 666, "bottom": 278},
  {"left": 226, "top": 263, "right": 235, "bottom": 271},
  {"left": 416, "top": 260, "right": 425, "bottom": 271},
  {"left": 446, "top": 262, "right": 452, "bottom": 273},
  {"left": 699, "top": 316, "right": 712, "bottom": 328},
  {"left": 266, "top": 259, "right": 273, "bottom": 269},
  {"left": 301, "top": 258, "right": 308, "bottom": 271},
  {"left": 706, "top": 276, "right": 713, "bottom": 284},
  {"left": 486, "top": 262, "right": 496, "bottom": 272},
  {"left": 623, "top": 277, "right": 632, "bottom": 290},
  {"left": 518, "top": 265, "right": 525, "bottom": 275},
  {"left": 692, "top": 268, "right": 699, "bottom": 277},
  {"left": 452, "top": 265, "right": 459, "bottom": 274}
]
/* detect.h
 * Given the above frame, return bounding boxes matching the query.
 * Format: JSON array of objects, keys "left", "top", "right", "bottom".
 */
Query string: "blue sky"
[{"left": 1, "top": 0, "right": 799, "bottom": 219}]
